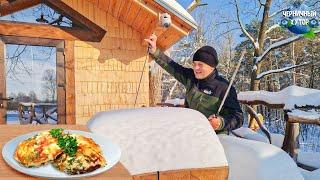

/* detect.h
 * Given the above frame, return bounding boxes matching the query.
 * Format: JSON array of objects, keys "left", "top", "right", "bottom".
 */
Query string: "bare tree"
[
  {"left": 232, "top": 0, "right": 320, "bottom": 92},
  {"left": 42, "top": 69, "right": 56, "bottom": 102},
  {"left": 3, "top": 4, "right": 62, "bottom": 78}
]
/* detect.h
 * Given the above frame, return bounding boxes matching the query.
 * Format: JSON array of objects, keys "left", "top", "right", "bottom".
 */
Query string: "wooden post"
[
  {"left": 56, "top": 41, "right": 66, "bottom": 124},
  {"left": 0, "top": 39, "right": 5, "bottom": 124},
  {"left": 64, "top": 41, "right": 76, "bottom": 124},
  {"left": 282, "top": 113, "right": 300, "bottom": 161}
]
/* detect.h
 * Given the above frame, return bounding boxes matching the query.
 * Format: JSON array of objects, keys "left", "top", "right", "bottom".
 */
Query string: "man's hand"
[
  {"left": 144, "top": 34, "right": 157, "bottom": 54},
  {"left": 208, "top": 114, "right": 222, "bottom": 130}
]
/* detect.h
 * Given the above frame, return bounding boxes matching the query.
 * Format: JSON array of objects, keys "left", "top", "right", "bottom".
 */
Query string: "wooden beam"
[
  {"left": 1, "top": 35, "right": 61, "bottom": 46},
  {"left": 64, "top": 41, "right": 76, "bottom": 125},
  {"left": 0, "top": 0, "right": 41, "bottom": 16},
  {"left": 0, "top": 39, "right": 5, "bottom": 124},
  {"left": 239, "top": 100, "right": 285, "bottom": 109},
  {"left": 0, "top": 20, "right": 101, "bottom": 41},
  {"left": 56, "top": 41, "right": 66, "bottom": 124},
  {"left": 44, "top": 0, "right": 106, "bottom": 41},
  {"left": 282, "top": 113, "right": 300, "bottom": 161},
  {"left": 1, "top": 0, "right": 106, "bottom": 42},
  {"left": 287, "top": 115, "right": 320, "bottom": 125}
]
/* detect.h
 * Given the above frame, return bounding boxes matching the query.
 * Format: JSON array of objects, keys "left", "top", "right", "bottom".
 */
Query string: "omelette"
[
  {"left": 52, "top": 134, "right": 106, "bottom": 175},
  {"left": 14, "top": 131, "right": 63, "bottom": 167},
  {"left": 14, "top": 128, "right": 106, "bottom": 175}
]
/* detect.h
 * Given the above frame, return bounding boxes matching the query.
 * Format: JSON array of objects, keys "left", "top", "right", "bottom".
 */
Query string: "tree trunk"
[
  {"left": 250, "top": 53, "right": 261, "bottom": 91},
  {"left": 250, "top": 0, "right": 272, "bottom": 91},
  {"left": 291, "top": 42, "right": 296, "bottom": 84}
]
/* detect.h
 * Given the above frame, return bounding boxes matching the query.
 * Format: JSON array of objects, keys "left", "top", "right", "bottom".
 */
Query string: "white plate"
[{"left": 2, "top": 130, "right": 121, "bottom": 179}]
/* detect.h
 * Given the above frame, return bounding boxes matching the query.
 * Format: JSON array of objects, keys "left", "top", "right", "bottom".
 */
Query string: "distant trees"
[
  {"left": 7, "top": 91, "right": 39, "bottom": 110},
  {"left": 41, "top": 69, "right": 56, "bottom": 102}
]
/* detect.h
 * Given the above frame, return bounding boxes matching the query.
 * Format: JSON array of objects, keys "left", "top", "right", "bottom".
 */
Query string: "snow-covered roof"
[
  {"left": 87, "top": 107, "right": 227, "bottom": 175},
  {"left": 155, "top": 0, "right": 198, "bottom": 29},
  {"left": 238, "top": 85, "right": 320, "bottom": 110}
]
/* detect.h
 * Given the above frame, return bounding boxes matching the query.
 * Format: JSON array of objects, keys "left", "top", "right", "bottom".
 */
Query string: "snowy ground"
[{"left": 6, "top": 111, "right": 57, "bottom": 125}]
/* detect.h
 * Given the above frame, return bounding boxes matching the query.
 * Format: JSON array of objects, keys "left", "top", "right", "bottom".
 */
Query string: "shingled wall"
[{"left": 62, "top": 0, "right": 149, "bottom": 124}]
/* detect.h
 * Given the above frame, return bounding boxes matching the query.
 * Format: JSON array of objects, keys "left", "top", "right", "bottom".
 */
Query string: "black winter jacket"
[{"left": 152, "top": 49, "right": 244, "bottom": 133}]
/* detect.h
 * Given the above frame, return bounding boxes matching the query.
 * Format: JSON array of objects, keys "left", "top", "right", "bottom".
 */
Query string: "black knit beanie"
[{"left": 193, "top": 46, "right": 218, "bottom": 67}]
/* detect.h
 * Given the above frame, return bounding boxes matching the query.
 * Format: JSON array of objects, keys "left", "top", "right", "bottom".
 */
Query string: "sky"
[{"left": 176, "top": 0, "right": 257, "bottom": 48}]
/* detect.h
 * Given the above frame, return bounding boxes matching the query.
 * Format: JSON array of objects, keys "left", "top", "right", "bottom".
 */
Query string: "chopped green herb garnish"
[
  {"left": 50, "top": 128, "right": 64, "bottom": 138},
  {"left": 59, "top": 135, "right": 78, "bottom": 157},
  {"left": 50, "top": 128, "right": 78, "bottom": 157}
]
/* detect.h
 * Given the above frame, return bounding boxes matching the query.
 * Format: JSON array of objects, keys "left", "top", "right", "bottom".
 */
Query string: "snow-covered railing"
[
  {"left": 238, "top": 85, "right": 320, "bottom": 159},
  {"left": 238, "top": 85, "right": 320, "bottom": 110},
  {"left": 287, "top": 109, "right": 320, "bottom": 126}
]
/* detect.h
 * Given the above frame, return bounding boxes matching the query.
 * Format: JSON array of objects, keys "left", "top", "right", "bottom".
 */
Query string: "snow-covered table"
[
  {"left": 87, "top": 107, "right": 305, "bottom": 180},
  {"left": 87, "top": 107, "right": 228, "bottom": 179}
]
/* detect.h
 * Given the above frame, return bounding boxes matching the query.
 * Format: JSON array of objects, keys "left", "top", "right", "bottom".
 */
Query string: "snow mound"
[
  {"left": 300, "top": 168, "right": 320, "bottom": 180},
  {"left": 87, "top": 107, "right": 228, "bottom": 175},
  {"left": 232, "top": 127, "right": 284, "bottom": 148},
  {"left": 298, "top": 152, "right": 320, "bottom": 169},
  {"left": 219, "top": 135, "right": 304, "bottom": 180},
  {"left": 238, "top": 85, "right": 320, "bottom": 109}
]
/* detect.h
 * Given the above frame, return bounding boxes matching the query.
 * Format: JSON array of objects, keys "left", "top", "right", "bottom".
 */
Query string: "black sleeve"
[
  {"left": 151, "top": 49, "right": 194, "bottom": 86},
  {"left": 219, "top": 86, "right": 244, "bottom": 132}
]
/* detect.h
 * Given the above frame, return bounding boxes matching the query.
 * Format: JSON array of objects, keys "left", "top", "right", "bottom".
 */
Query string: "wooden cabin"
[{"left": 0, "top": 0, "right": 197, "bottom": 125}]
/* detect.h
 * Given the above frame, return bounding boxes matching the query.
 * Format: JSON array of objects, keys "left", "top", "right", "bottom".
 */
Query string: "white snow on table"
[
  {"left": 238, "top": 85, "right": 320, "bottom": 110},
  {"left": 219, "top": 135, "right": 304, "bottom": 180},
  {"left": 288, "top": 109, "right": 320, "bottom": 120},
  {"left": 87, "top": 107, "right": 228, "bottom": 175}
]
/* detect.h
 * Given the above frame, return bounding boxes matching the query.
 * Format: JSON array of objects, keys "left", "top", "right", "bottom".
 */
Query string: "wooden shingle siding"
[
  {"left": 62, "top": 0, "right": 149, "bottom": 124},
  {"left": 70, "top": 0, "right": 191, "bottom": 50}
]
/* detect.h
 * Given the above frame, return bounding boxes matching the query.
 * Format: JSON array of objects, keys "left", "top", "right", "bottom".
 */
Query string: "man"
[{"left": 145, "top": 34, "right": 243, "bottom": 133}]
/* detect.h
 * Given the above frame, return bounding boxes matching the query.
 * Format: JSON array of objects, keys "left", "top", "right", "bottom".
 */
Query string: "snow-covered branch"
[
  {"left": 255, "top": 29, "right": 320, "bottom": 64},
  {"left": 234, "top": 0, "right": 258, "bottom": 49},
  {"left": 269, "top": 8, "right": 289, "bottom": 18},
  {"left": 265, "top": 24, "right": 280, "bottom": 34},
  {"left": 256, "top": 61, "right": 312, "bottom": 80}
]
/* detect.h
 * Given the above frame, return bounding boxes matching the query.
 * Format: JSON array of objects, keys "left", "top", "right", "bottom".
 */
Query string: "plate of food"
[{"left": 2, "top": 128, "right": 121, "bottom": 179}]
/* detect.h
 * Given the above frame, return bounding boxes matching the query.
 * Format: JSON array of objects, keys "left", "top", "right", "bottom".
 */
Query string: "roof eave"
[{"left": 155, "top": 0, "right": 198, "bottom": 30}]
